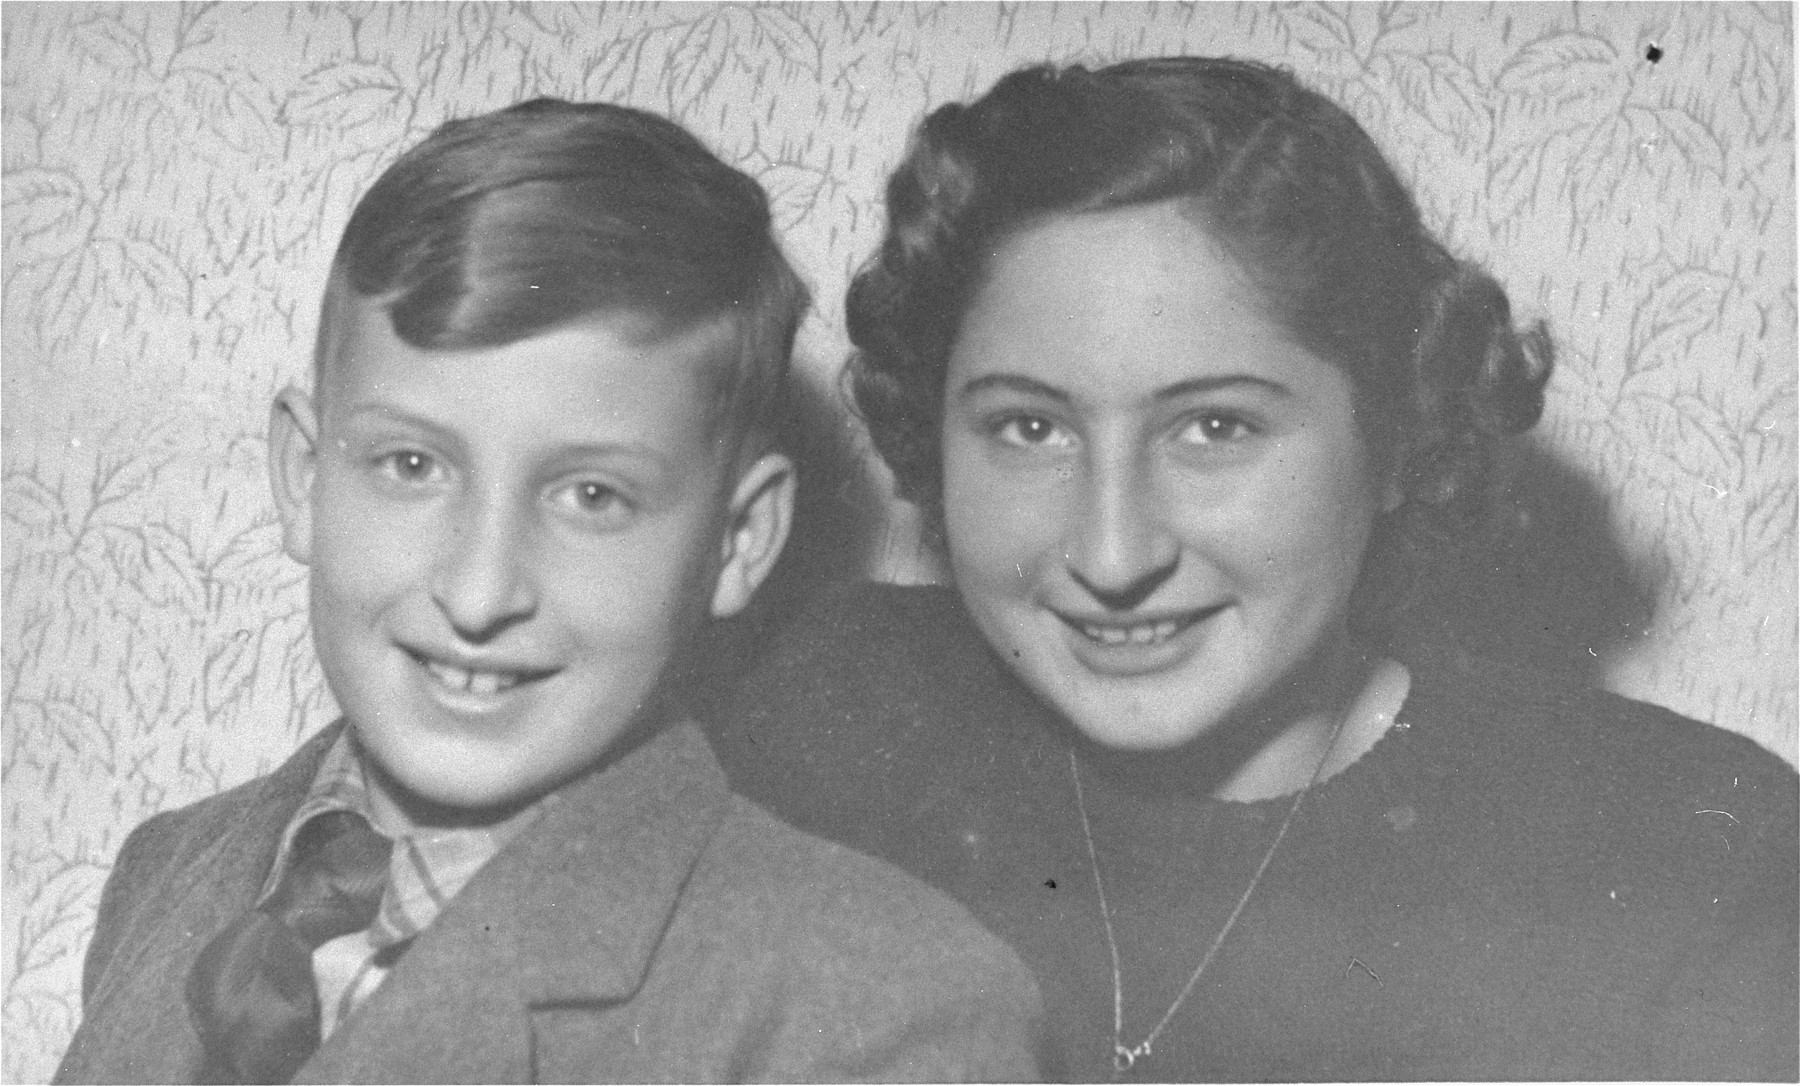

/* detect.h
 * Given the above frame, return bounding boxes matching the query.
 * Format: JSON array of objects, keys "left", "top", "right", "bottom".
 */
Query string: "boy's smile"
[
  {"left": 408, "top": 649, "right": 552, "bottom": 697},
  {"left": 272, "top": 299, "right": 791, "bottom": 827}
]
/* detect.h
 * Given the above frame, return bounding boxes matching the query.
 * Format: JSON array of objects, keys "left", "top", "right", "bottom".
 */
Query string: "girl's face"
[{"left": 941, "top": 201, "right": 1396, "bottom": 752}]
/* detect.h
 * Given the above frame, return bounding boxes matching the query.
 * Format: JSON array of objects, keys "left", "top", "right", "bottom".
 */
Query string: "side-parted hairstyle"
[
  {"left": 317, "top": 97, "right": 808, "bottom": 449},
  {"left": 846, "top": 57, "right": 1552, "bottom": 623}
]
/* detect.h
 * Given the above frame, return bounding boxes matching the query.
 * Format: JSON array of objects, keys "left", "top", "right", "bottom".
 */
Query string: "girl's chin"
[{"left": 1046, "top": 681, "right": 1232, "bottom": 754}]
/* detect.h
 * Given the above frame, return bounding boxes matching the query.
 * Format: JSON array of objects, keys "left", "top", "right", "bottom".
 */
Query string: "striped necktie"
[{"left": 185, "top": 810, "right": 390, "bottom": 1084}]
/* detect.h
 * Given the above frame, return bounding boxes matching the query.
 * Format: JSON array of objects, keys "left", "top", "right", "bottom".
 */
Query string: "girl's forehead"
[{"left": 950, "top": 203, "right": 1337, "bottom": 403}]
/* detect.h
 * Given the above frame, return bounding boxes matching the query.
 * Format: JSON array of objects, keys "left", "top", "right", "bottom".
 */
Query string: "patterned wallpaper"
[{"left": 3, "top": 3, "right": 1793, "bottom": 1079}]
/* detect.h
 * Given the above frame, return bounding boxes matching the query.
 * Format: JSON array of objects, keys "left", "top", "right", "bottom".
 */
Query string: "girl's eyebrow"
[
  {"left": 955, "top": 373, "right": 1293, "bottom": 403},
  {"left": 1154, "top": 375, "right": 1293, "bottom": 401},
  {"left": 954, "top": 373, "right": 1071, "bottom": 403}
]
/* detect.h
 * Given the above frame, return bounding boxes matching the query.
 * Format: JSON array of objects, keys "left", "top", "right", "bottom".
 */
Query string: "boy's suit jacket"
[{"left": 55, "top": 721, "right": 1045, "bottom": 1084}]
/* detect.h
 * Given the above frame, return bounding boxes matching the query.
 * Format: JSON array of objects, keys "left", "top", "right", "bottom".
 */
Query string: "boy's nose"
[
  {"left": 430, "top": 498, "right": 538, "bottom": 640},
  {"left": 1062, "top": 457, "right": 1178, "bottom": 611}
]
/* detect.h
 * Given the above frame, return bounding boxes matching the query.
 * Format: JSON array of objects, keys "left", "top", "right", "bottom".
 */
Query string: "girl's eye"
[
  {"left": 377, "top": 450, "right": 443, "bottom": 485},
  {"left": 1175, "top": 413, "right": 1255, "bottom": 445},
  {"left": 553, "top": 480, "right": 635, "bottom": 529},
  {"left": 993, "top": 414, "right": 1073, "bottom": 449}
]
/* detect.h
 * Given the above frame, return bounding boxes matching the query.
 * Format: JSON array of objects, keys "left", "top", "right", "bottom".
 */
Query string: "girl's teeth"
[
  {"left": 1082, "top": 619, "right": 1185, "bottom": 646},
  {"left": 425, "top": 661, "right": 468, "bottom": 689}
]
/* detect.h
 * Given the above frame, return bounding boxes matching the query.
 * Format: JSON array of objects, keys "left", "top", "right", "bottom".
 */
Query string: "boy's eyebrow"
[
  {"left": 342, "top": 404, "right": 674, "bottom": 466},
  {"left": 343, "top": 404, "right": 465, "bottom": 449}
]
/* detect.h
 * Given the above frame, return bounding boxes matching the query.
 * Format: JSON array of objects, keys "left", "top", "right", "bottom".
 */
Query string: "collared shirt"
[{"left": 258, "top": 727, "right": 545, "bottom": 1040}]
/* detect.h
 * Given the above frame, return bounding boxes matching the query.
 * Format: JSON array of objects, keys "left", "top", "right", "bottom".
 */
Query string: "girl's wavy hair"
[
  {"left": 846, "top": 57, "right": 1551, "bottom": 630},
  {"left": 317, "top": 97, "right": 807, "bottom": 449}
]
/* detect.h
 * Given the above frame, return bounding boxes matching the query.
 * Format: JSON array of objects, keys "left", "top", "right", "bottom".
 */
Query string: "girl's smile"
[{"left": 1053, "top": 603, "right": 1226, "bottom": 673}]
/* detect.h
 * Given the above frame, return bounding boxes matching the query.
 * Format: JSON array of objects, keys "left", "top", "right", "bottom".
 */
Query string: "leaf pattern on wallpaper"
[
  {"left": 1625, "top": 267, "right": 1734, "bottom": 380},
  {"left": 3, "top": 4, "right": 1793, "bottom": 1080},
  {"left": 1738, "top": 36, "right": 1787, "bottom": 143},
  {"left": 72, "top": 15, "right": 153, "bottom": 73},
  {"left": 1494, "top": 30, "right": 1616, "bottom": 97},
  {"left": 3, "top": 168, "right": 91, "bottom": 258},
  {"left": 1387, "top": 49, "right": 1485, "bottom": 151},
  {"left": 286, "top": 61, "right": 406, "bottom": 129}
]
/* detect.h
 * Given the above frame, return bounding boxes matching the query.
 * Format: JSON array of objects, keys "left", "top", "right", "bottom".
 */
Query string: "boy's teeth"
[{"left": 423, "top": 659, "right": 519, "bottom": 694}]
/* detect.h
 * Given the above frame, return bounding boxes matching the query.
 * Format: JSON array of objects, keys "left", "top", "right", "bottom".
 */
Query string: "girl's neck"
[{"left": 1210, "top": 656, "right": 1410, "bottom": 802}]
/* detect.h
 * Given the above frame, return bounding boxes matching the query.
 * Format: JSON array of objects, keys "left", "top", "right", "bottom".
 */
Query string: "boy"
[{"left": 54, "top": 99, "right": 1043, "bottom": 1084}]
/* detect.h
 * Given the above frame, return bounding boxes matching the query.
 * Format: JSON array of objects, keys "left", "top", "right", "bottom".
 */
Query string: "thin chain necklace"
[{"left": 1069, "top": 708, "right": 1352, "bottom": 1076}]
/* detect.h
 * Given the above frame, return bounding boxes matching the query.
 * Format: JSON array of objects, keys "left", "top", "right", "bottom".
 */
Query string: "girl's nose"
[
  {"left": 429, "top": 492, "right": 538, "bottom": 641},
  {"left": 1062, "top": 456, "right": 1179, "bottom": 611}
]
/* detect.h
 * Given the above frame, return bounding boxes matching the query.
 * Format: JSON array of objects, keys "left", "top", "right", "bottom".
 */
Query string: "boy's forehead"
[
  {"left": 319, "top": 294, "right": 739, "bottom": 397},
  {"left": 315, "top": 296, "right": 751, "bottom": 479}
]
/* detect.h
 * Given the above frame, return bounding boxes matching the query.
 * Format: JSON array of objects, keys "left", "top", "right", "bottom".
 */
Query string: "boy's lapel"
[
  {"left": 299, "top": 723, "right": 731, "bottom": 1084},
  {"left": 58, "top": 725, "right": 340, "bottom": 1085}
]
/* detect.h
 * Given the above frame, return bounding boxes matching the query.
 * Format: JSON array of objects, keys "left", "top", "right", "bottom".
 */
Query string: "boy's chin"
[
  {"left": 351, "top": 730, "right": 632, "bottom": 833},
  {"left": 359, "top": 752, "right": 551, "bottom": 831},
  {"left": 345, "top": 692, "right": 680, "bottom": 831}
]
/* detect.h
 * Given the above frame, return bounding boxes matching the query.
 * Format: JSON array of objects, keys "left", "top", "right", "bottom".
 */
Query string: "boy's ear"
[
  {"left": 709, "top": 451, "right": 796, "bottom": 619},
  {"left": 1375, "top": 443, "right": 1406, "bottom": 515},
  {"left": 269, "top": 386, "right": 321, "bottom": 566},
  {"left": 1379, "top": 470, "right": 1405, "bottom": 515}
]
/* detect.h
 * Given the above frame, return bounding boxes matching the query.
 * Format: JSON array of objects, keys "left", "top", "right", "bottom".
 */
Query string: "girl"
[{"left": 711, "top": 57, "right": 1797, "bottom": 1081}]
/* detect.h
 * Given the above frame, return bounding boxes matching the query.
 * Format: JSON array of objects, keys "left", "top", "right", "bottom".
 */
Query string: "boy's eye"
[
  {"left": 552, "top": 480, "right": 635, "bottom": 529},
  {"left": 377, "top": 450, "right": 444, "bottom": 485},
  {"left": 992, "top": 414, "right": 1074, "bottom": 449},
  {"left": 1174, "top": 412, "right": 1256, "bottom": 445}
]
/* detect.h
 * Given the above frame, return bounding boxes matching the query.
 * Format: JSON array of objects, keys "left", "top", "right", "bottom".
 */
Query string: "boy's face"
[{"left": 271, "top": 300, "right": 792, "bottom": 825}]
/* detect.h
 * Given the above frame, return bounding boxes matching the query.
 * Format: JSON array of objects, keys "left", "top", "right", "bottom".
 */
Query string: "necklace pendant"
[
  {"left": 1114, "top": 1042, "right": 1148, "bottom": 1074},
  {"left": 1074, "top": 740, "right": 1333, "bottom": 1086}
]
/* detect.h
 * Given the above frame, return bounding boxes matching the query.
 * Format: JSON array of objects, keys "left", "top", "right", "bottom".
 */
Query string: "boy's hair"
[{"left": 315, "top": 98, "right": 808, "bottom": 448}]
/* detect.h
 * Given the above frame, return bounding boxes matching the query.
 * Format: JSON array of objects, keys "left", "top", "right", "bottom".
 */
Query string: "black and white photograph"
[{"left": 5, "top": 3, "right": 1795, "bottom": 1081}]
